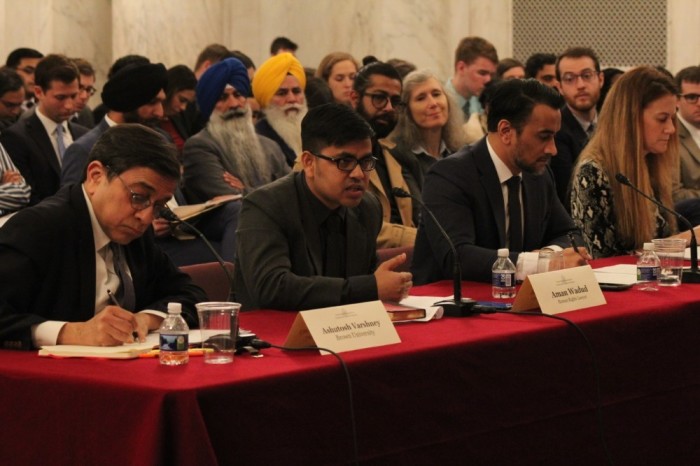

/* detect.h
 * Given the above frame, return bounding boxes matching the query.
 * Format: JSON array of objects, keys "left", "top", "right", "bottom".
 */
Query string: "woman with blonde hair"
[
  {"left": 570, "top": 66, "right": 698, "bottom": 258},
  {"left": 315, "top": 52, "right": 359, "bottom": 107},
  {"left": 387, "top": 69, "right": 466, "bottom": 185}
]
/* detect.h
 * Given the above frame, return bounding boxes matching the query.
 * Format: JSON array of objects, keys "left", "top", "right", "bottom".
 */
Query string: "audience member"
[
  {"left": 270, "top": 36, "right": 298, "bottom": 56},
  {"left": 387, "top": 69, "right": 466, "bottom": 185},
  {"left": 412, "top": 79, "right": 587, "bottom": 284},
  {"left": 184, "top": 57, "right": 289, "bottom": 202},
  {"left": 193, "top": 43, "right": 230, "bottom": 80},
  {"left": 351, "top": 61, "right": 421, "bottom": 248},
  {"left": 0, "top": 54, "right": 89, "bottom": 205},
  {"left": 570, "top": 67, "right": 698, "bottom": 258},
  {"left": 92, "top": 54, "right": 151, "bottom": 124},
  {"left": 387, "top": 58, "right": 417, "bottom": 80},
  {"left": 5, "top": 48, "right": 43, "bottom": 112},
  {"left": 234, "top": 103, "right": 411, "bottom": 311},
  {"left": 496, "top": 58, "right": 525, "bottom": 80},
  {"left": 161, "top": 64, "right": 197, "bottom": 151},
  {"left": 0, "top": 67, "right": 25, "bottom": 131},
  {"left": 552, "top": 47, "right": 604, "bottom": 206},
  {"left": 524, "top": 53, "right": 560, "bottom": 90},
  {"left": 315, "top": 52, "right": 359, "bottom": 106},
  {"left": 230, "top": 50, "right": 261, "bottom": 122},
  {"left": 0, "top": 142, "right": 30, "bottom": 217},
  {"left": 252, "top": 52, "right": 307, "bottom": 167},
  {"left": 597, "top": 67, "right": 624, "bottom": 112},
  {"left": 304, "top": 76, "right": 334, "bottom": 109},
  {"left": 71, "top": 58, "right": 97, "bottom": 128},
  {"left": 0, "top": 124, "right": 207, "bottom": 350}
]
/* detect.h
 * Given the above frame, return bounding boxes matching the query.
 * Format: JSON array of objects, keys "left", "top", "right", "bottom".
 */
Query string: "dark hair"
[
  {"left": 454, "top": 37, "right": 498, "bottom": 67},
  {"left": 556, "top": 47, "right": 601, "bottom": 80},
  {"left": 597, "top": 67, "right": 624, "bottom": 112},
  {"left": 34, "top": 54, "right": 79, "bottom": 90},
  {"left": 6, "top": 48, "right": 43, "bottom": 68},
  {"left": 194, "top": 44, "right": 229, "bottom": 72},
  {"left": 108, "top": 55, "right": 149, "bottom": 79},
  {"left": 302, "top": 103, "right": 374, "bottom": 153},
  {"left": 496, "top": 58, "right": 524, "bottom": 79},
  {"left": 71, "top": 58, "right": 95, "bottom": 77},
  {"left": 86, "top": 124, "right": 180, "bottom": 181},
  {"left": 353, "top": 61, "right": 402, "bottom": 95},
  {"left": 165, "top": 65, "right": 197, "bottom": 100},
  {"left": 0, "top": 67, "right": 24, "bottom": 96},
  {"left": 230, "top": 50, "right": 256, "bottom": 71},
  {"left": 386, "top": 58, "right": 417, "bottom": 80},
  {"left": 676, "top": 65, "right": 700, "bottom": 88},
  {"left": 486, "top": 79, "right": 563, "bottom": 133},
  {"left": 270, "top": 37, "right": 298, "bottom": 55},
  {"left": 305, "top": 76, "right": 334, "bottom": 109},
  {"left": 525, "top": 53, "right": 556, "bottom": 79}
]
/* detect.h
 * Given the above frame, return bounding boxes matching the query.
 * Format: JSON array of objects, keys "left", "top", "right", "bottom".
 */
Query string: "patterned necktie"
[
  {"left": 586, "top": 122, "right": 595, "bottom": 140},
  {"left": 110, "top": 243, "right": 135, "bottom": 310},
  {"left": 55, "top": 124, "right": 66, "bottom": 160},
  {"left": 506, "top": 176, "right": 523, "bottom": 252}
]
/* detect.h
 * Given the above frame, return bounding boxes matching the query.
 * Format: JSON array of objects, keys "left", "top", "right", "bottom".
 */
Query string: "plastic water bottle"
[
  {"left": 636, "top": 242, "right": 660, "bottom": 292},
  {"left": 492, "top": 248, "right": 517, "bottom": 298},
  {"left": 159, "top": 302, "right": 189, "bottom": 365}
]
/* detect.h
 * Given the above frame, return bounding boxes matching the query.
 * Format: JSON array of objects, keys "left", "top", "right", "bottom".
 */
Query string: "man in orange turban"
[{"left": 252, "top": 52, "right": 307, "bottom": 167}]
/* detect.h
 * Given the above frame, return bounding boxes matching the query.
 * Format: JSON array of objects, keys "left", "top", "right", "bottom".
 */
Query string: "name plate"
[
  {"left": 513, "top": 265, "right": 606, "bottom": 314},
  {"left": 284, "top": 300, "right": 401, "bottom": 354}
]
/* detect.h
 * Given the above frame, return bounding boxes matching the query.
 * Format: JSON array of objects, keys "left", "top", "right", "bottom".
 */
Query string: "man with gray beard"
[{"left": 182, "top": 58, "right": 289, "bottom": 204}]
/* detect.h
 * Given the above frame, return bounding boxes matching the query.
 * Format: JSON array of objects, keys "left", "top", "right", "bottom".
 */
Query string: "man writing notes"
[
  {"left": 0, "top": 125, "right": 206, "bottom": 350},
  {"left": 234, "top": 103, "right": 412, "bottom": 311},
  {"left": 412, "top": 79, "right": 589, "bottom": 284}
]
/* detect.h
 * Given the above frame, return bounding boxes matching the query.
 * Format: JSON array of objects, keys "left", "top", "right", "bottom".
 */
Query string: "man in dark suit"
[
  {"left": 234, "top": 103, "right": 412, "bottom": 311},
  {"left": 412, "top": 79, "right": 589, "bottom": 284},
  {"left": 0, "top": 124, "right": 206, "bottom": 350},
  {"left": 551, "top": 47, "right": 603, "bottom": 206},
  {"left": 0, "top": 54, "right": 89, "bottom": 205}
]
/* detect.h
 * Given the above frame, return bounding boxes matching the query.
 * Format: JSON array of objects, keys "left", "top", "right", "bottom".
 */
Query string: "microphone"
[
  {"left": 615, "top": 173, "right": 700, "bottom": 283},
  {"left": 159, "top": 206, "right": 237, "bottom": 300},
  {"left": 392, "top": 187, "right": 475, "bottom": 316}
]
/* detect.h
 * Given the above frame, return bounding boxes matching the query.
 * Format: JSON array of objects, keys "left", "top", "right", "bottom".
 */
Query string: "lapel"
[
  {"left": 27, "top": 113, "right": 60, "bottom": 176},
  {"left": 520, "top": 173, "right": 539, "bottom": 250},
  {"left": 294, "top": 173, "right": 323, "bottom": 275},
  {"left": 381, "top": 144, "right": 414, "bottom": 227},
  {"left": 473, "top": 140, "right": 507, "bottom": 247},
  {"left": 69, "top": 184, "right": 99, "bottom": 318},
  {"left": 679, "top": 121, "right": 700, "bottom": 165},
  {"left": 562, "top": 106, "right": 589, "bottom": 151}
]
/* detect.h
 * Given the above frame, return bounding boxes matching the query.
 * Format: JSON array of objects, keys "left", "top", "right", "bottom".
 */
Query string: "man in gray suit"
[
  {"left": 234, "top": 103, "right": 412, "bottom": 311},
  {"left": 673, "top": 66, "right": 700, "bottom": 226}
]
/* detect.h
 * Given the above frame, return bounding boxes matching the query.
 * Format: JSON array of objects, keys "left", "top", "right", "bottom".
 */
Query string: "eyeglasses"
[
  {"left": 80, "top": 86, "right": 98, "bottom": 96},
  {"left": 310, "top": 152, "right": 377, "bottom": 172},
  {"left": 363, "top": 92, "right": 402, "bottom": 110},
  {"left": 560, "top": 69, "right": 598, "bottom": 86},
  {"left": 16, "top": 66, "right": 35, "bottom": 74},
  {"left": 112, "top": 170, "right": 168, "bottom": 217},
  {"left": 680, "top": 93, "right": 700, "bottom": 104}
]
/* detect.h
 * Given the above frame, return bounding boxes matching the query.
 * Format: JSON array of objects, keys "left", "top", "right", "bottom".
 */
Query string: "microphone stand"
[
  {"left": 616, "top": 173, "right": 700, "bottom": 283},
  {"left": 391, "top": 188, "right": 475, "bottom": 316}
]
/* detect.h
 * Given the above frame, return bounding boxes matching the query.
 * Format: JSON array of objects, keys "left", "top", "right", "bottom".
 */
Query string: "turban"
[
  {"left": 196, "top": 58, "right": 251, "bottom": 120},
  {"left": 101, "top": 63, "right": 167, "bottom": 113},
  {"left": 252, "top": 52, "right": 306, "bottom": 108}
]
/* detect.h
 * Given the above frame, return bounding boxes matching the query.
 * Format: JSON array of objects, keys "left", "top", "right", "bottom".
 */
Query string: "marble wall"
[{"left": 0, "top": 0, "right": 697, "bottom": 103}]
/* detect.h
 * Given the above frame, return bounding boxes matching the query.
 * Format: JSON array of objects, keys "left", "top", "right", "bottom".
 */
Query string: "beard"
[
  {"left": 264, "top": 102, "right": 307, "bottom": 154},
  {"left": 123, "top": 109, "right": 160, "bottom": 127},
  {"left": 356, "top": 99, "right": 397, "bottom": 139},
  {"left": 207, "top": 106, "right": 272, "bottom": 188}
]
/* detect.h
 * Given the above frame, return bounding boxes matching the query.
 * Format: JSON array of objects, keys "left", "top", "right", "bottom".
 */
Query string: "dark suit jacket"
[
  {"left": 255, "top": 118, "right": 297, "bottom": 167},
  {"left": 234, "top": 172, "right": 382, "bottom": 311},
  {"left": 60, "top": 118, "right": 110, "bottom": 186},
  {"left": 552, "top": 105, "right": 590, "bottom": 206},
  {"left": 0, "top": 113, "right": 88, "bottom": 205},
  {"left": 411, "top": 138, "right": 575, "bottom": 284},
  {"left": 0, "top": 183, "right": 207, "bottom": 349}
]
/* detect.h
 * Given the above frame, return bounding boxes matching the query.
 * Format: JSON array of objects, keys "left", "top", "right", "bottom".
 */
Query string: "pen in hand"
[
  {"left": 568, "top": 231, "right": 589, "bottom": 263},
  {"left": 107, "top": 289, "right": 139, "bottom": 343}
]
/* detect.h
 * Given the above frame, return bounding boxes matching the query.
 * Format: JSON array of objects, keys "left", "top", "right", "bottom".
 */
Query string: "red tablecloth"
[{"left": 1, "top": 257, "right": 700, "bottom": 465}]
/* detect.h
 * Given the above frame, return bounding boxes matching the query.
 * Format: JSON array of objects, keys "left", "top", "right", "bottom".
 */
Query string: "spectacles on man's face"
[
  {"left": 310, "top": 152, "right": 377, "bottom": 172},
  {"left": 112, "top": 171, "right": 168, "bottom": 218},
  {"left": 560, "top": 69, "right": 598, "bottom": 86},
  {"left": 363, "top": 92, "right": 402, "bottom": 110},
  {"left": 16, "top": 66, "right": 36, "bottom": 75},
  {"left": 79, "top": 85, "right": 97, "bottom": 96},
  {"left": 680, "top": 93, "right": 700, "bottom": 104}
]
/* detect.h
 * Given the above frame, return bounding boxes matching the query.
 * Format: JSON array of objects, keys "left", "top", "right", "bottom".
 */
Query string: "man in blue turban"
[{"left": 182, "top": 58, "right": 289, "bottom": 203}]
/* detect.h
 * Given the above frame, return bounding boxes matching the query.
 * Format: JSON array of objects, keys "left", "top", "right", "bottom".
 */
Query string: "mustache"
[{"left": 220, "top": 108, "right": 249, "bottom": 120}]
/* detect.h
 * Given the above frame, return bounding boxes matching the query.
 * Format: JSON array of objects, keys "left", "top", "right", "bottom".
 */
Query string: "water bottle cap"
[
  {"left": 167, "top": 302, "right": 182, "bottom": 314},
  {"left": 497, "top": 248, "right": 509, "bottom": 257}
]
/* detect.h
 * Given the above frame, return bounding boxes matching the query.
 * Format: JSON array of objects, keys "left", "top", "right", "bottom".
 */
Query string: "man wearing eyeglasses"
[
  {"left": 672, "top": 66, "right": 700, "bottom": 226},
  {"left": 0, "top": 124, "right": 207, "bottom": 350},
  {"left": 70, "top": 58, "right": 98, "bottom": 129},
  {"left": 235, "top": 103, "right": 412, "bottom": 311},
  {"left": 351, "top": 61, "right": 421, "bottom": 248},
  {"left": 5, "top": 48, "right": 43, "bottom": 112},
  {"left": 552, "top": 47, "right": 603, "bottom": 207},
  {"left": 0, "top": 67, "right": 26, "bottom": 132}
]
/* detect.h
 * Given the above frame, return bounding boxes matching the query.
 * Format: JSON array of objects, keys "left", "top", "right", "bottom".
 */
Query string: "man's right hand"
[
  {"left": 223, "top": 171, "right": 245, "bottom": 191},
  {"left": 57, "top": 306, "right": 139, "bottom": 346},
  {"left": 374, "top": 253, "right": 413, "bottom": 302}
]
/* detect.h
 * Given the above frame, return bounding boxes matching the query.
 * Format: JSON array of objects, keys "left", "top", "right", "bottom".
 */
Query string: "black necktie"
[
  {"left": 324, "top": 213, "right": 345, "bottom": 278},
  {"left": 586, "top": 123, "right": 595, "bottom": 140},
  {"left": 111, "top": 243, "right": 135, "bottom": 310},
  {"left": 506, "top": 176, "right": 523, "bottom": 252}
]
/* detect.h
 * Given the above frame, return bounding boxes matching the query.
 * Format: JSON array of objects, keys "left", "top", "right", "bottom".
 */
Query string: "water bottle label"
[
  {"left": 160, "top": 334, "right": 188, "bottom": 352},
  {"left": 492, "top": 272, "right": 515, "bottom": 287},
  {"left": 637, "top": 266, "right": 659, "bottom": 281}
]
